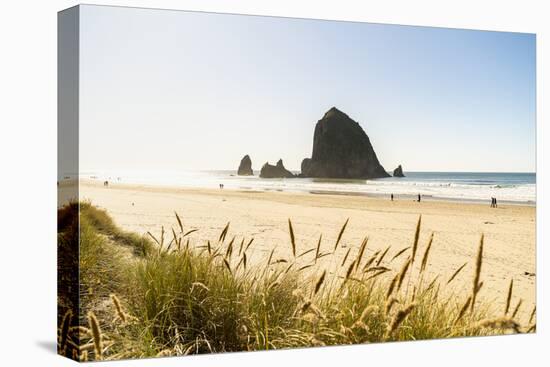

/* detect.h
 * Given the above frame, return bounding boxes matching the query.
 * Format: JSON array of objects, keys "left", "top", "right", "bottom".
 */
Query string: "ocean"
[{"left": 80, "top": 170, "right": 536, "bottom": 205}]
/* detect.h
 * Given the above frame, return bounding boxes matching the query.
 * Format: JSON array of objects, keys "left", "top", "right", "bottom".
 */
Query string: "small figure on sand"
[
  {"left": 391, "top": 193, "right": 394, "bottom": 201},
  {"left": 491, "top": 197, "right": 498, "bottom": 208},
  {"left": 219, "top": 183, "right": 224, "bottom": 189},
  {"left": 417, "top": 194, "right": 421, "bottom": 202},
  {"left": 104, "top": 180, "right": 109, "bottom": 187}
]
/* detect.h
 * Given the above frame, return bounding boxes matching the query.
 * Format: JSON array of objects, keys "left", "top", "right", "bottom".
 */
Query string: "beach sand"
[{"left": 71, "top": 180, "right": 536, "bottom": 320}]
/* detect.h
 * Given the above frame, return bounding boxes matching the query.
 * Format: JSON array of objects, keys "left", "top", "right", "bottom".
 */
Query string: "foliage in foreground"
[{"left": 57, "top": 202, "right": 536, "bottom": 361}]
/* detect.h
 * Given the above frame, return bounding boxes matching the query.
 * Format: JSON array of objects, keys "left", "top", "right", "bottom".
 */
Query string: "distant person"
[
  {"left": 494, "top": 197, "right": 498, "bottom": 208},
  {"left": 104, "top": 180, "right": 109, "bottom": 187},
  {"left": 417, "top": 194, "right": 421, "bottom": 202},
  {"left": 490, "top": 197, "right": 495, "bottom": 208},
  {"left": 391, "top": 193, "right": 394, "bottom": 201}
]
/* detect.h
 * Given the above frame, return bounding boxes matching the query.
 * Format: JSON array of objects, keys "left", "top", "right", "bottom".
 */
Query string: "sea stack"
[
  {"left": 301, "top": 107, "right": 390, "bottom": 179},
  {"left": 260, "top": 159, "right": 295, "bottom": 178},
  {"left": 237, "top": 155, "right": 253, "bottom": 176},
  {"left": 393, "top": 165, "right": 405, "bottom": 177}
]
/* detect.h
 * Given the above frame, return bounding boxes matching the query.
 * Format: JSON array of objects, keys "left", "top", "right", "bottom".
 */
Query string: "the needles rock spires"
[
  {"left": 260, "top": 159, "right": 295, "bottom": 178},
  {"left": 301, "top": 107, "right": 390, "bottom": 179},
  {"left": 393, "top": 165, "right": 405, "bottom": 177},
  {"left": 237, "top": 155, "right": 254, "bottom": 176}
]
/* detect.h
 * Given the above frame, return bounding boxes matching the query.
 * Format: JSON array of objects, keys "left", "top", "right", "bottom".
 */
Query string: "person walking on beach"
[
  {"left": 391, "top": 193, "right": 394, "bottom": 201},
  {"left": 417, "top": 194, "right": 421, "bottom": 202},
  {"left": 490, "top": 197, "right": 495, "bottom": 208},
  {"left": 494, "top": 197, "right": 498, "bottom": 208}
]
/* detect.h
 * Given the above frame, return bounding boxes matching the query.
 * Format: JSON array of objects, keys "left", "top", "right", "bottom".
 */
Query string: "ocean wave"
[{"left": 82, "top": 171, "right": 536, "bottom": 203}]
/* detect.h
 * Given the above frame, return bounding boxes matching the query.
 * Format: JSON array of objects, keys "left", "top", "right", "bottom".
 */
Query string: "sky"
[{"left": 78, "top": 5, "right": 536, "bottom": 173}]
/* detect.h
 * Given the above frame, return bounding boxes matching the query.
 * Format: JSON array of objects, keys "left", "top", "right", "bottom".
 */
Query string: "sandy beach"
[{"left": 72, "top": 180, "right": 536, "bottom": 320}]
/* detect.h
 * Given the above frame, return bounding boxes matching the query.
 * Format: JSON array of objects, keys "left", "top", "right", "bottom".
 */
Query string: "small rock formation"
[
  {"left": 260, "top": 159, "right": 295, "bottom": 178},
  {"left": 393, "top": 165, "right": 405, "bottom": 177},
  {"left": 301, "top": 107, "right": 390, "bottom": 179},
  {"left": 237, "top": 155, "right": 253, "bottom": 176}
]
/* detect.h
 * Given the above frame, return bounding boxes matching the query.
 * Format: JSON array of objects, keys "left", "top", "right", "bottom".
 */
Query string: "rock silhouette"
[
  {"left": 393, "top": 165, "right": 405, "bottom": 177},
  {"left": 237, "top": 155, "right": 253, "bottom": 176},
  {"left": 260, "top": 159, "right": 295, "bottom": 178},
  {"left": 301, "top": 107, "right": 389, "bottom": 179}
]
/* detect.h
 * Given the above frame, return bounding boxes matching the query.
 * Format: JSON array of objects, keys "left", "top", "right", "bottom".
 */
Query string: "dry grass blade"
[
  {"left": 171, "top": 227, "right": 178, "bottom": 245},
  {"left": 238, "top": 238, "right": 245, "bottom": 256},
  {"left": 314, "top": 270, "right": 326, "bottom": 296},
  {"left": 219, "top": 222, "right": 230, "bottom": 243},
  {"left": 376, "top": 245, "right": 391, "bottom": 266},
  {"left": 511, "top": 299, "right": 523, "bottom": 319},
  {"left": 182, "top": 229, "right": 198, "bottom": 237},
  {"left": 386, "top": 274, "right": 399, "bottom": 299},
  {"left": 207, "top": 240, "right": 212, "bottom": 255},
  {"left": 447, "top": 262, "right": 467, "bottom": 284},
  {"left": 244, "top": 238, "right": 254, "bottom": 253},
  {"left": 299, "top": 264, "right": 315, "bottom": 272},
  {"left": 147, "top": 231, "right": 160, "bottom": 246},
  {"left": 288, "top": 219, "right": 297, "bottom": 257},
  {"left": 385, "top": 297, "right": 399, "bottom": 314},
  {"left": 174, "top": 211, "right": 183, "bottom": 233},
  {"left": 396, "top": 257, "right": 412, "bottom": 291},
  {"left": 529, "top": 305, "right": 536, "bottom": 324},
  {"left": 87, "top": 312, "right": 103, "bottom": 359},
  {"left": 365, "top": 268, "right": 390, "bottom": 281},
  {"left": 333, "top": 218, "right": 349, "bottom": 252},
  {"left": 110, "top": 294, "right": 126, "bottom": 323},
  {"left": 411, "top": 215, "right": 422, "bottom": 264},
  {"left": 362, "top": 251, "right": 380, "bottom": 271},
  {"left": 354, "top": 236, "right": 369, "bottom": 271},
  {"left": 474, "top": 317, "right": 520, "bottom": 333},
  {"left": 223, "top": 258, "right": 232, "bottom": 275},
  {"left": 345, "top": 260, "right": 357, "bottom": 281},
  {"left": 425, "top": 275, "right": 440, "bottom": 292},
  {"left": 386, "top": 303, "right": 416, "bottom": 337},
  {"left": 341, "top": 248, "right": 351, "bottom": 267},
  {"left": 166, "top": 238, "right": 174, "bottom": 254},
  {"left": 225, "top": 236, "right": 235, "bottom": 259},
  {"left": 420, "top": 232, "right": 434, "bottom": 274},
  {"left": 391, "top": 246, "right": 410, "bottom": 262},
  {"left": 470, "top": 234, "right": 484, "bottom": 312},
  {"left": 267, "top": 249, "right": 275, "bottom": 266},
  {"left": 359, "top": 305, "right": 379, "bottom": 323},
  {"left": 365, "top": 266, "right": 391, "bottom": 273},
  {"left": 315, "top": 234, "right": 322, "bottom": 263},
  {"left": 455, "top": 296, "right": 472, "bottom": 324},
  {"left": 59, "top": 310, "right": 72, "bottom": 352},
  {"left": 504, "top": 279, "right": 513, "bottom": 315},
  {"left": 298, "top": 248, "right": 315, "bottom": 258}
]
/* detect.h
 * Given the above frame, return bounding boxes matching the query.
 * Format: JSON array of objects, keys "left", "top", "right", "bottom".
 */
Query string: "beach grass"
[{"left": 57, "top": 202, "right": 536, "bottom": 361}]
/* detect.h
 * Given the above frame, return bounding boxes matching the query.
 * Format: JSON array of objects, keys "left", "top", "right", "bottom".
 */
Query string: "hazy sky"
[{"left": 79, "top": 5, "right": 536, "bottom": 173}]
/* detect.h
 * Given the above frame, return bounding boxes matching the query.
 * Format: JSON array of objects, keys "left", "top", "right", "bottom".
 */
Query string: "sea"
[{"left": 80, "top": 170, "right": 536, "bottom": 205}]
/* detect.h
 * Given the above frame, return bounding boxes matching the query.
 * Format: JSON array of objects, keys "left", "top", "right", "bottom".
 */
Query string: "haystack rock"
[
  {"left": 393, "top": 165, "right": 405, "bottom": 177},
  {"left": 237, "top": 155, "right": 253, "bottom": 176},
  {"left": 301, "top": 107, "right": 390, "bottom": 179},
  {"left": 260, "top": 159, "right": 295, "bottom": 178}
]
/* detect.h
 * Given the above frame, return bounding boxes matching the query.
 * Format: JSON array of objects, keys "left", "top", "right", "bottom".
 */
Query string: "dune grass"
[{"left": 57, "top": 203, "right": 536, "bottom": 361}]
